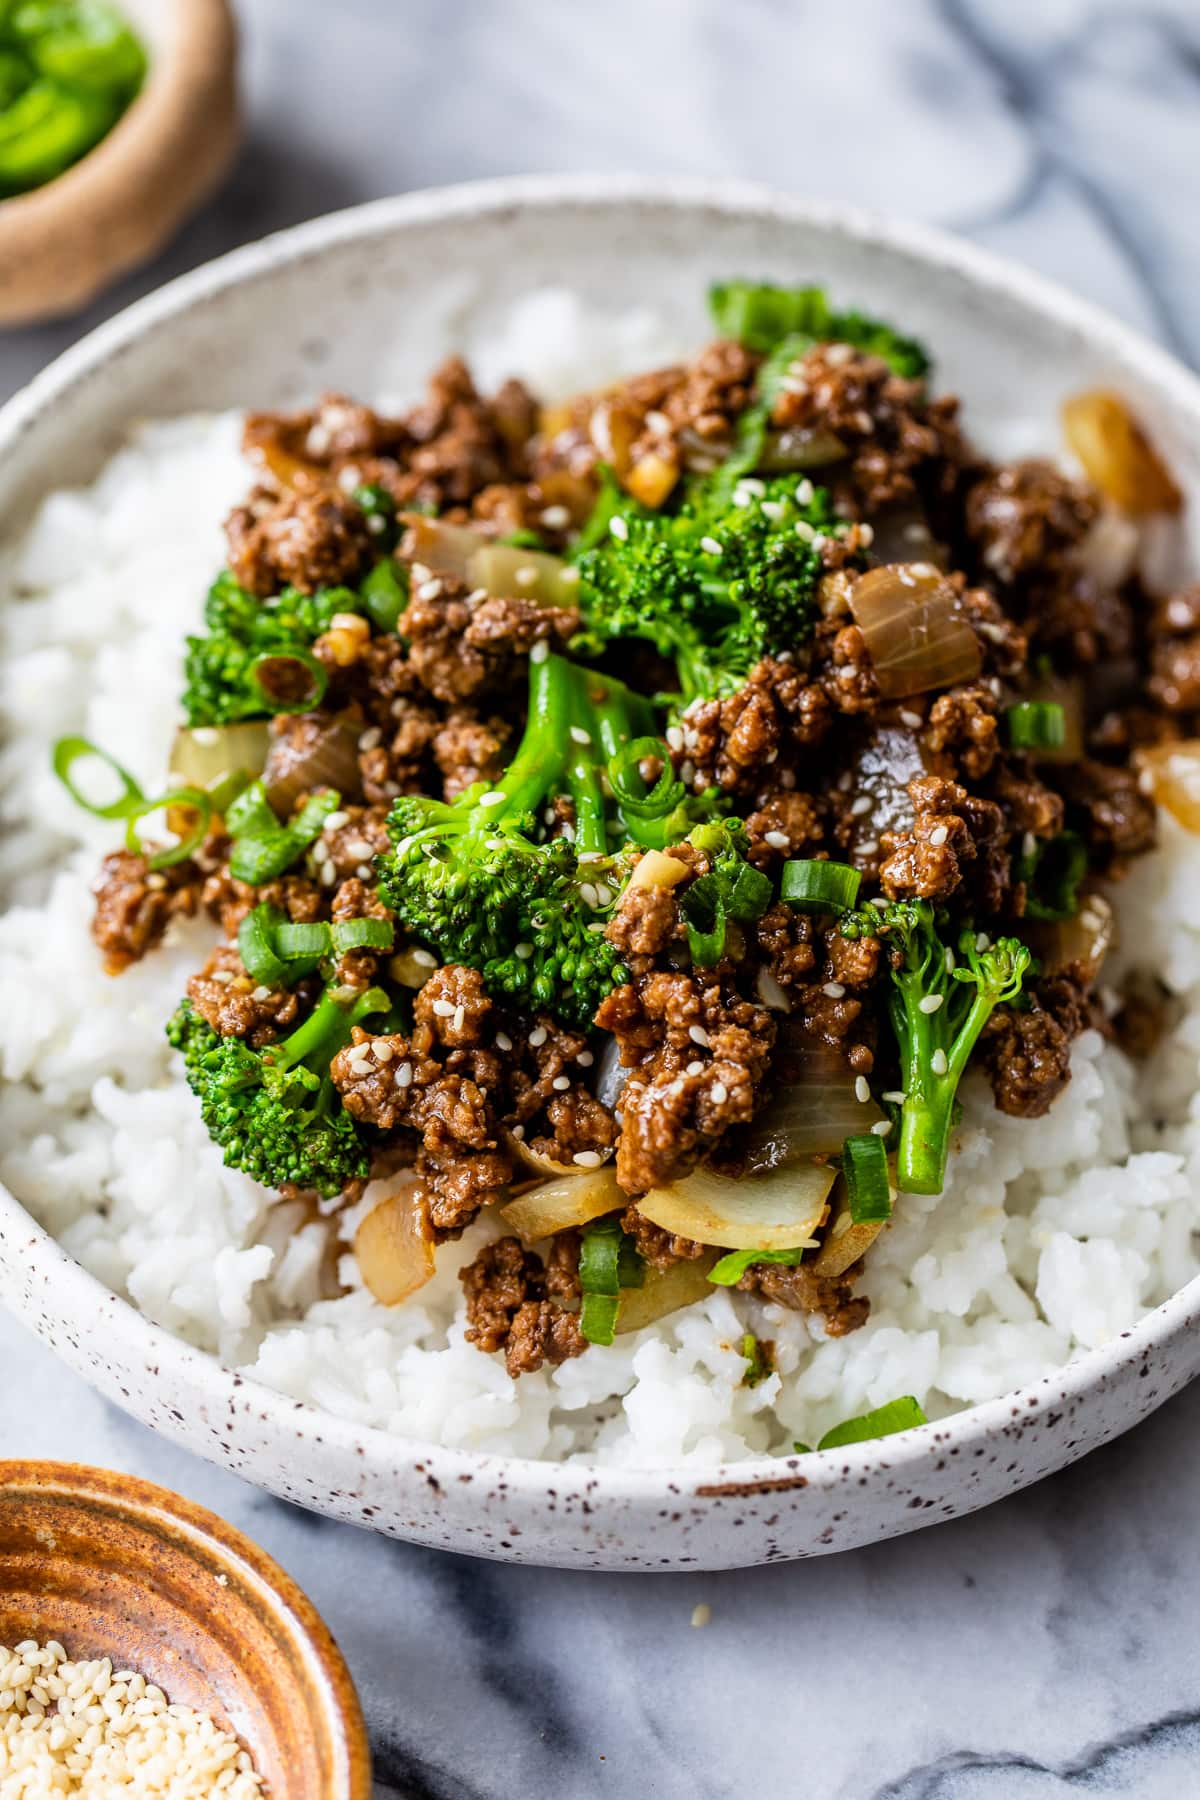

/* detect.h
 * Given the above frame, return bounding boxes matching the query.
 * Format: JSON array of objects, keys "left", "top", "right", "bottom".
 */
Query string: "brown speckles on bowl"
[{"left": 0, "top": 1462, "right": 371, "bottom": 1799}]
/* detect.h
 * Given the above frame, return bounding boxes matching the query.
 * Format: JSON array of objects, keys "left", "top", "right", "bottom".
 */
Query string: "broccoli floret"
[
  {"left": 575, "top": 472, "right": 845, "bottom": 705},
  {"left": 707, "top": 279, "right": 930, "bottom": 377},
  {"left": 843, "top": 900, "right": 1031, "bottom": 1196},
  {"left": 180, "top": 571, "right": 372, "bottom": 726},
  {"left": 166, "top": 983, "right": 389, "bottom": 1197},
  {"left": 378, "top": 649, "right": 719, "bottom": 1027}
]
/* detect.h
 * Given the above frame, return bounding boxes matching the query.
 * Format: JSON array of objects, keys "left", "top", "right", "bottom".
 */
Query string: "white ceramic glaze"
[{"left": 2, "top": 177, "right": 1199, "bottom": 1571}]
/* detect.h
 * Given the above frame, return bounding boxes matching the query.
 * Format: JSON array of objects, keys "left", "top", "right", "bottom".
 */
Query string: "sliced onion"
[
  {"left": 676, "top": 425, "right": 732, "bottom": 474},
  {"left": 501, "top": 1128, "right": 578, "bottom": 1179},
  {"left": 247, "top": 434, "right": 322, "bottom": 491},
  {"left": 759, "top": 426, "right": 849, "bottom": 471},
  {"left": 1136, "top": 739, "right": 1200, "bottom": 833},
  {"left": 1078, "top": 509, "right": 1140, "bottom": 589},
  {"left": 638, "top": 1160, "right": 835, "bottom": 1251},
  {"left": 401, "top": 514, "right": 489, "bottom": 579},
  {"left": 614, "top": 1253, "right": 719, "bottom": 1334},
  {"left": 465, "top": 543, "right": 579, "bottom": 608},
  {"left": 744, "top": 1032, "right": 883, "bottom": 1167},
  {"left": 624, "top": 451, "right": 680, "bottom": 510},
  {"left": 262, "top": 714, "right": 362, "bottom": 818},
  {"left": 811, "top": 1201, "right": 887, "bottom": 1279},
  {"left": 354, "top": 1176, "right": 435, "bottom": 1306},
  {"left": 498, "top": 1167, "right": 623, "bottom": 1242},
  {"left": 587, "top": 397, "right": 639, "bottom": 476},
  {"left": 1027, "top": 891, "right": 1116, "bottom": 984},
  {"left": 169, "top": 723, "right": 269, "bottom": 795},
  {"left": 849, "top": 564, "right": 983, "bottom": 698},
  {"left": 1062, "top": 389, "right": 1182, "bottom": 515},
  {"left": 595, "top": 1035, "right": 629, "bottom": 1112},
  {"left": 388, "top": 947, "right": 437, "bottom": 989}
]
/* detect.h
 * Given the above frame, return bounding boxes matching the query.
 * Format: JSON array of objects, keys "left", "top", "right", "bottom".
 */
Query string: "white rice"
[{"left": 3, "top": 294, "right": 1200, "bottom": 1467}]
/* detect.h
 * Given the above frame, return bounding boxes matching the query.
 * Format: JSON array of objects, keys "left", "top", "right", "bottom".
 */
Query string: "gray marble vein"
[{"left": 3, "top": 2, "right": 1200, "bottom": 1795}]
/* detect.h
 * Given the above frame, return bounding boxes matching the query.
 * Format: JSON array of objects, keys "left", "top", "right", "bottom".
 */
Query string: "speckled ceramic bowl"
[{"left": 2, "top": 177, "right": 1199, "bottom": 1570}]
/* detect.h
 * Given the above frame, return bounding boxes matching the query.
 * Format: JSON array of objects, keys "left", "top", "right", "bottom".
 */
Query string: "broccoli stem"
[
  {"left": 263, "top": 983, "right": 389, "bottom": 1082},
  {"left": 464, "top": 649, "right": 570, "bottom": 832}
]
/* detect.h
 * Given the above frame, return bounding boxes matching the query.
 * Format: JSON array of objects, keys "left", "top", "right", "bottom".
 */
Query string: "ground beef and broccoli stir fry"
[{"left": 63, "top": 279, "right": 1198, "bottom": 1387}]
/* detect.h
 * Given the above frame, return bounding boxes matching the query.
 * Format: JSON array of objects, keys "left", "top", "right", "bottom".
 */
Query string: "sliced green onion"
[
  {"left": 707, "top": 1245, "right": 808, "bottom": 1287},
  {"left": 616, "top": 1235, "right": 646, "bottom": 1290},
  {"left": 208, "top": 768, "right": 253, "bottom": 817},
  {"left": 352, "top": 483, "right": 395, "bottom": 518},
  {"left": 361, "top": 558, "right": 408, "bottom": 633},
  {"left": 52, "top": 736, "right": 145, "bottom": 819},
  {"left": 238, "top": 904, "right": 289, "bottom": 987},
  {"left": 1017, "top": 829, "right": 1088, "bottom": 922},
  {"left": 781, "top": 859, "right": 861, "bottom": 913},
  {"left": 682, "top": 889, "right": 727, "bottom": 967},
  {"left": 1006, "top": 701, "right": 1066, "bottom": 753},
  {"left": 250, "top": 649, "right": 328, "bottom": 714},
  {"left": 329, "top": 917, "right": 394, "bottom": 954},
  {"left": 816, "top": 1396, "right": 927, "bottom": 1452},
  {"left": 123, "top": 787, "right": 212, "bottom": 870},
  {"left": 225, "top": 780, "right": 277, "bottom": 838},
  {"left": 290, "top": 789, "right": 341, "bottom": 843},
  {"left": 228, "top": 831, "right": 300, "bottom": 886},
  {"left": 579, "top": 1217, "right": 623, "bottom": 1296},
  {"left": 276, "top": 921, "right": 334, "bottom": 960},
  {"left": 608, "top": 736, "right": 686, "bottom": 821},
  {"left": 722, "top": 860, "right": 773, "bottom": 921},
  {"left": 741, "top": 1332, "right": 772, "bottom": 1387},
  {"left": 580, "top": 1292, "right": 620, "bottom": 1346},
  {"left": 842, "top": 1133, "right": 892, "bottom": 1224}
]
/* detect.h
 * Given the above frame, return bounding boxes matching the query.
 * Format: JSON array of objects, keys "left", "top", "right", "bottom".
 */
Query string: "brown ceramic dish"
[
  {"left": 0, "top": 1460, "right": 371, "bottom": 1798},
  {"left": 0, "top": 0, "right": 239, "bottom": 327}
]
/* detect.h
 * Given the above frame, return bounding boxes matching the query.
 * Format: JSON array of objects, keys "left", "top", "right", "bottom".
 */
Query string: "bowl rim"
[
  {"left": 2, "top": 170, "right": 1199, "bottom": 1501},
  {"left": 0, "top": 1457, "right": 372, "bottom": 1796}
]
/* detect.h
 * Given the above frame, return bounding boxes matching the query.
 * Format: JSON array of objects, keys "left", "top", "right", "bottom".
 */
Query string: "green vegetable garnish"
[
  {"left": 707, "top": 280, "right": 930, "bottom": 376},
  {"left": 842, "top": 1133, "right": 892, "bottom": 1224},
  {"left": 579, "top": 1216, "right": 645, "bottom": 1346},
  {"left": 0, "top": 1, "right": 145, "bottom": 198},
  {"left": 707, "top": 1246, "right": 807, "bottom": 1286},
  {"left": 1005, "top": 700, "right": 1066, "bottom": 753},
  {"left": 741, "top": 1333, "right": 772, "bottom": 1388},
  {"left": 780, "top": 858, "right": 861, "bottom": 914}
]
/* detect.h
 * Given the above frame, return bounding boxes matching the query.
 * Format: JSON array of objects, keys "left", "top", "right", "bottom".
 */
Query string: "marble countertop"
[{"left": 4, "top": 2, "right": 1200, "bottom": 1795}]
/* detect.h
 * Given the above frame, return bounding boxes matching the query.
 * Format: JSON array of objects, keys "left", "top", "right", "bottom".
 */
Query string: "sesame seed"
[
  {"left": 794, "top": 479, "right": 814, "bottom": 504},
  {"left": 686, "top": 1060, "right": 704, "bottom": 1077},
  {"left": 1022, "top": 831, "right": 1037, "bottom": 860},
  {"left": 666, "top": 725, "right": 684, "bottom": 751},
  {"left": 530, "top": 637, "right": 550, "bottom": 663},
  {"left": 355, "top": 863, "right": 372, "bottom": 880},
  {"left": 975, "top": 931, "right": 991, "bottom": 952},
  {"left": 691, "top": 1603, "right": 713, "bottom": 1629},
  {"left": 494, "top": 1031, "right": 513, "bottom": 1052},
  {"left": 850, "top": 795, "right": 872, "bottom": 817},
  {"left": 540, "top": 504, "right": 570, "bottom": 530},
  {"left": 374, "top": 1041, "right": 394, "bottom": 1062},
  {"left": 900, "top": 710, "right": 923, "bottom": 730},
  {"left": 857, "top": 838, "right": 879, "bottom": 858},
  {"left": 595, "top": 882, "right": 613, "bottom": 905},
  {"left": 857, "top": 522, "right": 875, "bottom": 546},
  {"left": 1079, "top": 909, "right": 1103, "bottom": 933},
  {"left": 855, "top": 1076, "right": 871, "bottom": 1103},
  {"left": 511, "top": 1123, "right": 525, "bottom": 1139},
  {"left": 417, "top": 578, "right": 444, "bottom": 601},
  {"left": 871, "top": 1119, "right": 892, "bottom": 1136},
  {"left": 358, "top": 727, "right": 382, "bottom": 751},
  {"left": 918, "top": 994, "right": 944, "bottom": 1014},
  {"left": 764, "top": 829, "right": 789, "bottom": 850},
  {"left": 210, "top": 969, "right": 234, "bottom": 985},
  {"left": 453, "top": 1005, "right": 466, "bottom": 1032},
  {"left": 577, "top": 1049, "right": 594, "bottom": 1067},
  {"left": 552, "top": 1074, "right": 571, "bottom": 1091},
  {"left": 931, "top": 1047, "right": 949, "bottom": 1076},
  {"left": 794, "top": 518, "right": 815, "bottom": 542},
  {"left": 760, "top": 500, "right": 785, "bottom": 522},
  {"left": 688, "top": 1024, "right": 711, "bottom": 1047},
  {"left": 529, "top": 1025, "right": 548, "bottom": 1047},
  {"left": 367, "top": 513, "right": 387, "bottom": 535},
  {"left": 944, "top": 947, "right": 956, "bottom": 973},
  {"left": 559, "top": 564, "right": 581, "bottom": 585},
  {"left": 515, "top": 942, "right": 532, "bottom": 959},
  {"left": 679, "top": 758, "right": 696, "bottom": 785},
  {"left": 882, "top": 1090, "right": 907, "bottom": 1105},
  {"left": 929, "top": 824, "right": 949, "bottom": 848},
  {"left": 324, "top": 810, "right": 349, "bottom": 832},
  {"left": 711, "top": 1080, "right": 729, "bottom": 1104},
  {"left": 516, "top": 565, "right": 539, "bottom": 587},
  {"left": 479, "top": 790, "right": 506, "bottom": 807},
  {"left": 700, "top": 535, "right": 723, "bottom": 555},
  {"left": 609, "top": 516, "right": 629, "bottom": 542},
  {"left": 739, "top": 477, "right": 766, "bottom": 496},
  {"left": 395, "top": 1061, "right": 413, "bottom": 1088},
  {"left": 431, "top": 998, "right": 455, "bottom": 1017},
  {"left": 569, "top": 725, "right": 592, "bottom": 745},
  {"left": 573, "top": 1150, "right": 604, "bottom": 1168},
  {"left": 822, "top": 981, "right": 846, "bottom": 999},
  {"left": 251, "top": 985, "right": 272, "bottom": 1002},
  {"left": 145, "top": 872, "right": 168, "bottom": 890}
]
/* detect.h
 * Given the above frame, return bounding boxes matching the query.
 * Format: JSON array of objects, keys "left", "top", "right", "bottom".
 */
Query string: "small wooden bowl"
[
  {"left": 0, "top": 0, "right": 239, "bottom": 327},
  {"left": 0, "top": 1461, "right": 371, "bottom": 1798}
]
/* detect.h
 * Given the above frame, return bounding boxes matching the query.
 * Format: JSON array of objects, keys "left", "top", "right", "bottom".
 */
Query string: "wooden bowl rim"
[{"left": 0, "top": 1458, "right": 372, "bottom": 1799}]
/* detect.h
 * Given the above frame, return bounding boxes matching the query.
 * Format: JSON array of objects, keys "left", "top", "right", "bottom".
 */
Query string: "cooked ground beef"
[
  {"left": 737, "top": 1258, "right": 870, "bottom": 1336},
  {"left": 981, "top": 976, "right": 1089, "bottom": 1119},
  {"left": 91, "top": 849, "right": 203, "bottom": 975},
  {"left": 460, "top": 1235, "right": 587, "bottom": 1378},
  {"left": 187, "top": 943, "right": 304, "bottom": 1046},
  {"left": 226, "top": 484, "right": 377, "bottom": 598},
  {"left": 964, "top": 458, "right": 1098, "bottom": 585}
]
